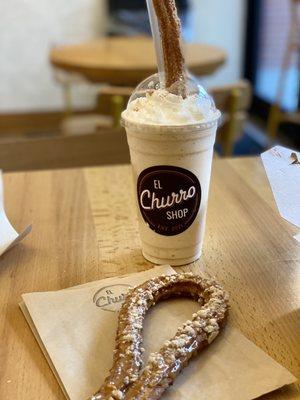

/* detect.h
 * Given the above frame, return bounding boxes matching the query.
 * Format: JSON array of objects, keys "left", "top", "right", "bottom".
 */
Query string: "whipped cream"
[{"left": 123, "top": 89, "right": 217, "bottom": 125}]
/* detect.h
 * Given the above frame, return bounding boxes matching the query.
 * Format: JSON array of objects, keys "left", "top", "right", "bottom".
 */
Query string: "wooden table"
[
  {"left": 0, "top": 158, "right": 299, "bottom": 399},
  {"left": 50, "top": 36, "right": 227, "bottom": 85}
]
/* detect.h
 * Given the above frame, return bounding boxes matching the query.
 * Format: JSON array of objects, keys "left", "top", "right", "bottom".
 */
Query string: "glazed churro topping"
[
  {"left": 152, "top": 0, "right": 186, "bottom": 93},
  {"left": 89, "top": 273, "right": 229, "bottom": 400}
]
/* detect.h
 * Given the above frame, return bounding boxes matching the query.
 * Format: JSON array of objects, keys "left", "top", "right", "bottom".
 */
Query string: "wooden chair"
[
  {"left": 210, "top": 80, "right": 252, "bottom": 156},
  {"left": 0, "top": 128, "right": 130, "bottom": 172},
  {"left": 59, "top": 86, "right": 133, "bottom": 136},
  {"left": 1, "top": 81, "right": 251, "bottom": 171},
  {"left": 52, "top": 67, "right": 116, "bottom": 136},
  {"left": 96, "top": 86, "right": 133, "bottom": 126}
]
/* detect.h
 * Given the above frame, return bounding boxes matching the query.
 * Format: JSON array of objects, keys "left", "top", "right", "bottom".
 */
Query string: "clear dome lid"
[
  {"left": 123, "top": 72, "right": 220, "bottom": 127},
  {"left": 128, "top": 73, "right": 217, "bottom": 115}
]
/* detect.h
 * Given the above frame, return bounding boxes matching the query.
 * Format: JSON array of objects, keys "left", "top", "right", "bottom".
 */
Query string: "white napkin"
[
  {"left": 294, "top": 234, "right": 300, "bottom": 243},
  {"left": 261, "top": 146, "right": 300, "bottom": 228},
  {"left": 0, "top": 171, "right": 31, "bottom": 256}
]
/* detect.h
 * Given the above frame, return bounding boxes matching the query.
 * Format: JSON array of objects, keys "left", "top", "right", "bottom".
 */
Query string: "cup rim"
[{"left": 121, "top": 110, "right": 221, "bottom": 132}]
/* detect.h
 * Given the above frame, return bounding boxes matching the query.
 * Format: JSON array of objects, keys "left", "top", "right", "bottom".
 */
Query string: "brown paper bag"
[{"left": 21, "top": 265, "right": 296, "bottom": 400}]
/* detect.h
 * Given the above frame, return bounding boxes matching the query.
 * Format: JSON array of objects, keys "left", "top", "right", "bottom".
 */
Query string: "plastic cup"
[{"left": 122, "top": 113, "right": 220, "bottom": 266}]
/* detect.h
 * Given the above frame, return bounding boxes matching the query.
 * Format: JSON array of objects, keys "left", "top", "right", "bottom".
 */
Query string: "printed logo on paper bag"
[
  {"left": 137, "top": 166, "right": 201, "bottom": 236},
  {"left": 93, "top": 284, "right": 132, "bottom": 312}
]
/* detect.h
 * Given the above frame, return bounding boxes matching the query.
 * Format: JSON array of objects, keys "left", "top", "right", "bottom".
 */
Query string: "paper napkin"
[
  {"left": 21, "top": 266, "right": 296, "bottom": 400},
  {"left": 294, "top": 234, "right": 300, "bottom": 243},
  {"left": 261, "top": 146, "right": 300, "bottom": 228},
  {"left": 0, "top": 171, "right": 31, "bottom": 256}
]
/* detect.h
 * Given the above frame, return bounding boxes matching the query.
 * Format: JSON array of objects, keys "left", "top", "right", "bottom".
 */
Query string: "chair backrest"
[
  {"left": 209, "top": 80, "right": 252, "bottom": 156},
  {"left": 97, "top": 86, "right": 133, "bottom": 118},
  {"left": 209, "top": 80, "right": 252, "bottom": 113},
  {"left": 0, "top": 128, "right": 130, "bottom": 172}
]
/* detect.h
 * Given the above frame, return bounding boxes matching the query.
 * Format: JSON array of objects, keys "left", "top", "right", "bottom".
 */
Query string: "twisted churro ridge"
[
  {"left": 89, "top": 273, "right": 229, "bottom": 400},
  {"left": 152, "top": 0, "right": 186, "bottom": 93}
]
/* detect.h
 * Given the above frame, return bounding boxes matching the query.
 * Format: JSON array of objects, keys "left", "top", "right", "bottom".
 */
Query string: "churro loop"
[
  {"left": 89, "top": 273, "right": 229, "bottom": 400},
  {"left": 152, "top": 0, "right": 186, "bottom": 93}
]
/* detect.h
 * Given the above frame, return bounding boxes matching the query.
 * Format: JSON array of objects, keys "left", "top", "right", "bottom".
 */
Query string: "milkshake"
[
  {"left": 122, "top": 0, "right": 220, "bottom": 266},
  {"left": 122, "top": 77, "right": 220, "bottom": 266}
]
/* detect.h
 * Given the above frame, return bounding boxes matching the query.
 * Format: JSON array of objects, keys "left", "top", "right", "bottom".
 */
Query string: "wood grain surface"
[
  {"left": 0, "top": 158, "right": 299, "bottom": 399},
  {"left": 50, "top": 36, "right": 227, "bottom": 85}
]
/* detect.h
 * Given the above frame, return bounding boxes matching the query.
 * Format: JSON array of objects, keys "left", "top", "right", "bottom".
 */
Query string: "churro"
[
  {"left": 152, "top": 0, "right": 186, "bottom": 93},
  {"left": 89, "top": 273, "right": 229, "bottom": 400}
]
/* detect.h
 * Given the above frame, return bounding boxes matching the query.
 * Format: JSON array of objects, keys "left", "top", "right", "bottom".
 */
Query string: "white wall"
[
  {"left": 188, "top": 0, "right": 247, "bottom": 88},
  {"left": 0, "top": 0, "right": 107, "bottom": 112}
]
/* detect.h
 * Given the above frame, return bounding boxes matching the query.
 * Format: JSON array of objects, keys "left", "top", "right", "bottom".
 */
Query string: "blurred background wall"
[
  {"left": 0, "top": 0, "right": 246, "bottom": 113},
  {"left": 190, "top": 0, "right": 247, "bottom": 88},
  {"left": 0, "top": 0, "right": 107, "bottom": 112}
]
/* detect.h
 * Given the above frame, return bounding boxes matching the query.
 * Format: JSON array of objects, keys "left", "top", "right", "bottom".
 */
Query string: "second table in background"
[{"left": 50, "top": 36, "right": 227, "bottom": 86}]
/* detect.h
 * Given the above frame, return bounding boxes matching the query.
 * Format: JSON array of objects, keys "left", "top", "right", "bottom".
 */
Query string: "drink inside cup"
[{"left": 122, "top": 0, "right": 221, "bottom": 266}]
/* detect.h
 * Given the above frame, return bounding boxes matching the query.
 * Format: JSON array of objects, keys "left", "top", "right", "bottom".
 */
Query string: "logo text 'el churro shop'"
[
  {"left": 137, "top": 166, "right": 201, "bottom": 236},
  {"left": 93, "top": 284, "right": 132, "bottom": 312}
]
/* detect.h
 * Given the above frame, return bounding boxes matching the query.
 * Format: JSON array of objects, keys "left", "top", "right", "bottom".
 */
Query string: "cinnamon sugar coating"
[
  {"left": 89, "top": 273, "right": 229, "bottom": 400},
  {"left": 152, "top": 0, "right": 186, "bottom": 94}
]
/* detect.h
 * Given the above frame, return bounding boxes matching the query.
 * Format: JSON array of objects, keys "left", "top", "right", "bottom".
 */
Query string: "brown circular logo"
[
  {"left": 137, "top": 166, "right": 201, "bottom": 236},
  {"left": 93, "top": 284, "right": 132, "bottom": 312}
]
